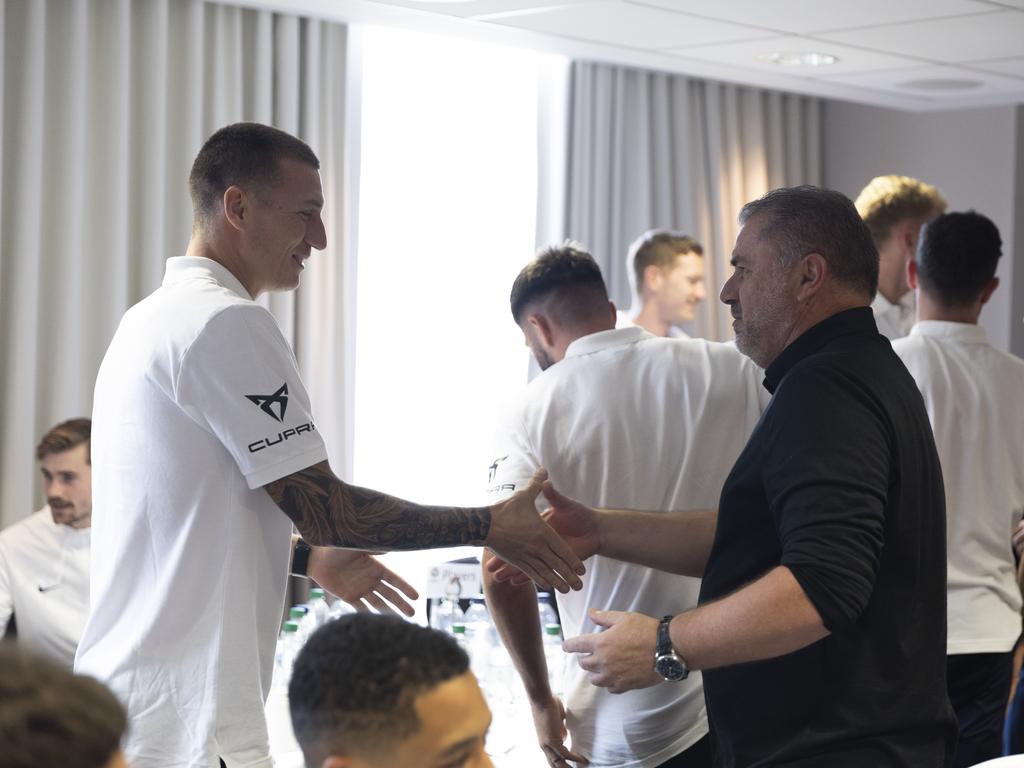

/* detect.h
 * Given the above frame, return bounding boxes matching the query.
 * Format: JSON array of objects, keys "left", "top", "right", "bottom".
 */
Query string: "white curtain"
[
  {"left": 564, "top": 61, "right": 822, "bottom": 340},
  {"left": 0, "top": 0, "right": 351, "bottom": 528}
]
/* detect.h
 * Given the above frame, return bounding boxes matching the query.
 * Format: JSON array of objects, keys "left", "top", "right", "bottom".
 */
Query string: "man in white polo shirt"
[
  {"left": 892, "top": 211, "right": 1024, "bottom": 768},
  {"left": 0, "top": 418, "right": 92, "bottom": 667},
  {"left": 75, "top": 123, "right": 583, "bottom": 768},
  {"left": 617, "top": 230, "right": 707, "bottom": 339},
  {"left": 483, "top": 243, "right": 766, "bottom": 767},
  {"left": 854, "top": 175, "right": 946, "bottom": 341}
]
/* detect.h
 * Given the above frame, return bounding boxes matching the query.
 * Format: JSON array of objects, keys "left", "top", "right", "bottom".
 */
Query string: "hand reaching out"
[{"left": 307, "top": 547, "right": 418, "bottom": 616}]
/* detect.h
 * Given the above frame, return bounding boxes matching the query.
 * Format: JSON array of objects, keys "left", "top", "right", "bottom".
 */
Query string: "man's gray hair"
[{"left": 739, "top": 186, "right": 879, "bottom": 298}]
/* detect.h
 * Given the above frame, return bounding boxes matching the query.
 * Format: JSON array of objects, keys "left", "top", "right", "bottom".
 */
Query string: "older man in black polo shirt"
[{"left": 492, "top": 186, "right": 957, "bottom": 766}]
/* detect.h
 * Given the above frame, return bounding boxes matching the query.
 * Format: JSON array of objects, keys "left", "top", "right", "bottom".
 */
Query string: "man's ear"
[
  {"left": 223, "top": 185, "right": 247, "bottom": 232},
  {"left": 607, "top": 300, "right": 617, "bottom": 324},
  {"left": 321, "top": 755, "right": 356, "bottom": 768},
  {"left": 795, "top": 252, "right": 827, "bottom": 301},
  {"left": 643, "top": 264, "right": 663, "bottom": 293},
  {"left": 907, "top": 259, "right": 919, "bottom": 291},
  {"left": 526, "top": 313, "right": 556, "bottom": 348},
  {"left": 980, "top": 276, "right": 1000, "bottom": 306},
  {"left": 901, "top": 221, "right": 920, "bottom": 258}
]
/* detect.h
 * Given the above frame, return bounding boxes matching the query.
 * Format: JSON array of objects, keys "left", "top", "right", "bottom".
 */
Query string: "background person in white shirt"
[
  {"left": 892, "top": 210, "right": 1024, "bottom": 767},
  {"left": 0, "top": 418, "right": 92, "bottom": 667},
  {"left": 617, "top": 231, "right": 707, "bottom": 339},
  {"left": 76, "top": 123, "right": 583, "bottom": 768},
  {"left": 484, "top": 243, "right": 766, "bottom": 768},
  {"left": 854, "top": 174, "right": 946, "bottom": 340}
]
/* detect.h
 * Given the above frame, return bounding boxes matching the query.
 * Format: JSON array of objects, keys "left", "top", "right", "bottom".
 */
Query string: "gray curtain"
[
  {"left": 565, "top": 61, "right": 822, "bottom": 341},
  {"left": 0, "top": 0, "right": 352, "bottom": 527}
]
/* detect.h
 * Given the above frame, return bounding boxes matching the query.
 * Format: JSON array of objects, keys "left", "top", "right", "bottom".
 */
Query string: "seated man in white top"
[
  {"left": 892, "top": 210, "right": 1024, "bottom": 768},
  {"left": 484, "top": 243, "right": 766, "bottom": 768},
  {"left": 854, "top": 175, "right": 946, "bottom": 340},
  {"left": 0, "top": 418, "right": 92, "bottom": 667},
  {"left": 75, "top": 123, "right": 583, "bottom": 768},
  {"left": 617, "top": 230, "right": 707, "bottom": 339}
]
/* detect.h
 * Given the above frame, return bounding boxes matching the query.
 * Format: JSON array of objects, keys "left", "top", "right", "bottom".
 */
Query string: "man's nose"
[
  {"left": 720, "top": 274, "right": 736, "bottom": 305},
  {"left": 306, "top": 213, "right": 327, "bottom": 251}
]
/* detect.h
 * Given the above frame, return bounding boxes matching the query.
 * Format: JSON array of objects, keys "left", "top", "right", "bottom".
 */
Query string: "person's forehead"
[
  {"left": 271, "top": 157, "right": 324, "bottom": 205},
  {"left": 398, "top": 673, "right": 490, "bottom": 762},
  {"left": 39, "top": 443, "right": 89, "bottom": 472}
]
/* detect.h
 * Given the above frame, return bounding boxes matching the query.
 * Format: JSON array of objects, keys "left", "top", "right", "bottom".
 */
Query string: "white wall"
[{"left": 823, "top": 101, "right": 1022, "bottom": 355}]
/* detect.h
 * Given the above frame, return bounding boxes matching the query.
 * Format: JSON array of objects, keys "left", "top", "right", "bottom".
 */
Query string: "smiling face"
[
  {"left": 720, "top": 215, "right": 801, "bottom": 369},
  {"left": 242, "top": 157, "right": 327, "bottom": 295},
  {"left": 657, "top": 251, "right": 707, "bottom": 324},
  {"left": 39, "top": 443, "right": 92, "bottom": 528}
]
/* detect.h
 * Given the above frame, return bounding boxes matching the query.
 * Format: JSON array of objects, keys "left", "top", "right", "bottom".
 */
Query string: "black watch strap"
[
  {"left": 657, "top": 614, "right": 675, "bottom": 655},
  {"left": 291, "top": 539, "right": 312, "bottom": 578}
]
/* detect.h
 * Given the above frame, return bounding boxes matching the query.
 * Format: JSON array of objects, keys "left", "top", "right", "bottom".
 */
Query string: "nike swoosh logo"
[{"left": 37, "top": 585, "right": 60, "bottom": 593}]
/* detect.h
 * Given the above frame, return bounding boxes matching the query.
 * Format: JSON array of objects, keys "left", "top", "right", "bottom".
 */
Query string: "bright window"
[{"left": 353, "top": 26, "right": 555, "bottom": 622}]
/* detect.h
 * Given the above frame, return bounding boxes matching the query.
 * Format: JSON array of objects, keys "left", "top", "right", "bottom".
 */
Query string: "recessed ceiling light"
[
  {"left": 755, "top": 51, "right": 839, "bottom": 68},
  {"left": 896, "top": 78, "right": 983, "bottom": 91}
]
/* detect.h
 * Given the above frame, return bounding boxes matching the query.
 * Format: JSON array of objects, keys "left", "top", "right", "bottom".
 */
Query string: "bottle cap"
[
  {"left": 290, "top": 607, "right": 307, "bottom": 620},
  {"left": 310, "top": 587, "right": 326, "bottom": 599},
  {"left": 452, "top": 623, "right": 467, "bottom": 634},
  {"left": 283, "top": 621, "right": 300, "bottom": 633},
  {"left": 545, "top": 623, "right": 561, "bottom": 636}
]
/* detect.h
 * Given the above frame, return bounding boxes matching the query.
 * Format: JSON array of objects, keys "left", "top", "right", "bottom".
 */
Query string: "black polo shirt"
[{"left": 699, "top": 307, "right": 957, "bottom": 767}]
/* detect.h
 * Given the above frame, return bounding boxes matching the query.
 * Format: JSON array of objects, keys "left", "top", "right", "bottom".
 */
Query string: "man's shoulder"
[{"left": 0, "top": 509, "right": 52, "bottom": 546}]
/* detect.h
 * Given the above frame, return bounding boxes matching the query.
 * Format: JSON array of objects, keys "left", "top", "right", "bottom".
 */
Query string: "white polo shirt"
[
  {"left": 871, "top": 291, "right": 916, "bottom": 341},
  {"left": 893, "top": 321, "right": 1024, "bottom": 655},
  {"left": 76, "top": 257, "right": 327, "bottom": 768},
  {"left": 616, "top": 308, "right": 690, "bottom": 339},
  {"left": 487, "top": 327, "right": 767, "bottom": 768},
  {"left": 0, "top": 506, "right": 90, "bottom": 666}
]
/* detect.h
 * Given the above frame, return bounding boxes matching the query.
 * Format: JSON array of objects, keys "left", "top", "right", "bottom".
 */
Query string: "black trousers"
[
  {"left": 947, "top": 651, "right": 1014, "bottom": 768},
  {"left": 657, "top": 734, "right": 713, "bottom": 768}
]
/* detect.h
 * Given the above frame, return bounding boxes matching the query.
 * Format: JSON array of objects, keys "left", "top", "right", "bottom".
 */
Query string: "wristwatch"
[
  {"left": 290, "top": 537, "right": 312, "bottom": 578},
  {"left": 654, "top": 614, "right": 689, "bottom": 682}
]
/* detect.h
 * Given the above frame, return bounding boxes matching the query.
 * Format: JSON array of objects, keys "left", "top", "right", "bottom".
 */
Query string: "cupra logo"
[{"left": 246, "top": 383, "right": 289, "bottom": 423}]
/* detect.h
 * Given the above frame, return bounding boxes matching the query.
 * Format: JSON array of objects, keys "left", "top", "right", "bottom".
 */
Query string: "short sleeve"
[
  {"left": 485, "top": 409, "right": 540, "bottom": 507},
  {"left": 176, "top": 306, "right": 328, "bottom": 489},
  {"left": 764, "top": 364, "right": 891, "bottom": 631}
]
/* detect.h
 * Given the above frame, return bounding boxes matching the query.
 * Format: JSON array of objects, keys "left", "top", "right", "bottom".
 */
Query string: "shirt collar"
[
  {"left": 565, "top": 326, "right": 652, "bottom": 359},
  {"left": 163, "top": 256, "right": 253, "bottom": 300},
  {"left": 909, "top": 320, "right": 988, "bottom": 344},
  {"left": 871, "top": 290, "right": 915, "bottom": 315},
  {"left": 763, "top": 307, "right": 877, "bottom": 394}
]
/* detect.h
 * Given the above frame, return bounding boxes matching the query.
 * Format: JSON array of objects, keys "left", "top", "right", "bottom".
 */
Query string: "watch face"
[{"left": 655, "top": 654, "right": 688, "bottom": 682}]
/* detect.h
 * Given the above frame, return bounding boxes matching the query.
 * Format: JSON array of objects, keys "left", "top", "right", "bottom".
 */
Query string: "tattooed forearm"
[{"left": 264, "top": 460, "right": 492, "bottom": 550}]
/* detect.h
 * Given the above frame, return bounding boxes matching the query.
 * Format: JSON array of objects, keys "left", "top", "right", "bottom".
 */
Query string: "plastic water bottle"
[
  {"left": 543, "top": 623, "right": 565, "bottom": 697},
  {"left": 274, "top": 620, "right": 301, "bottom": 685},
  {"left": 307, "top": 587, "right": 331, "bottom": 627},
  {"left": 328, "top": 598, "right": 355, "bottom": 621},
  {"left": 452, "top": 622, "right": 469, "bottom": 652},
  {"left": 537, "top": 592, "right": 560, "bottom": 628},
  {"left": 430, "top": 597, "right": 465, "bottom": 635},
  {"left": 463, "top": 598, "right": 493, "bottom": 687}
]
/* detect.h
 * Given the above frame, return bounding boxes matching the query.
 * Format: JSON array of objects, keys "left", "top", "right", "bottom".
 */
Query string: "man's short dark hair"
[
  {"left": 0, "top": 644, "right": 127, "bottom": 768},
  {"left": 739, "top": 185, "right": 879, "bottom": 298},
  {"left": 35, "top": 418, "right": 91, "bottom": 464},
  {"left": 628, "top": 230, "right": 703, "bottom": 293},
  {"left": 916, "top": 211, "right": 1002, "bottom": 307},
  {"left": 289, "top": 614, "right": 470, "bottom": 766},
  {"left": 189, "top": 122, "right": 320, "bottom": 224},
  {"left": 509, "top": 242, "right": 610, "bottom": 326}
]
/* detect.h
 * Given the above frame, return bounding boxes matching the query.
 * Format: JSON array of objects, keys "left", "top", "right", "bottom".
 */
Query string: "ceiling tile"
[
  {"left": 628, "top": 0, "right": 990, "bottom": 35},
  {"left": 484, "top": 1, "right": 768, "bottom": 49},
  {"left": 816, "top": 64, "right": 1024, "bottom": 104},
  {"left": 362, "top": 0, "right": 602, "bottom": 18},
  {"left": 817, "top": 10, "right": 1024, "bottom": 63},
  {"left": 666, "top": 35, "right": 919, "bottom": 75},
  {"left": 970, "top": 57, "right": 1024, "bottom": 77}
]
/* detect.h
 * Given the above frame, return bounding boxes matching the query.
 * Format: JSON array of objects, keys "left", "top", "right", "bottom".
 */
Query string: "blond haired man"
[
  {"left": 854, "top": 175, "right": 946, "bottom": 340},
  {"left": 619, "top": 230, "right": 707, "bottom": 338}
]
